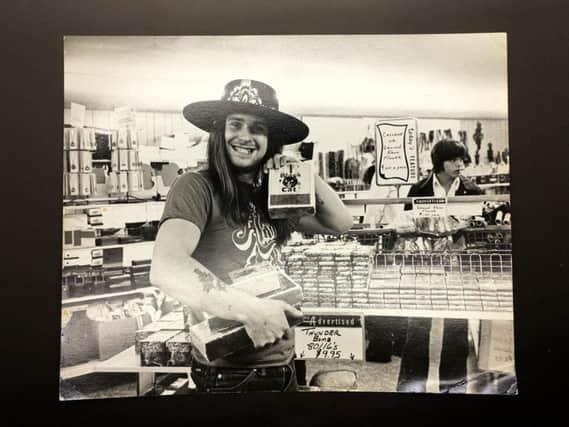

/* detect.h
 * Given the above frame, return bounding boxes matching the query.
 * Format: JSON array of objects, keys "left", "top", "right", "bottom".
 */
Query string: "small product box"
[
  {"left": 63, "top": 151, "right": 69, "bottom": 173},
  {"left": 117, "top": 128, "right": 128, "bottom": 149},
  {"left": 165, "top": 331, "right": 193, "bottom": 367},
  {"left": 68, "top": 128, "right": 78, "bottom": 150},
  {"left": 79, "top": 151, "right": 92, "bottom": 173},
  {"left": 127, "top": 171, "right": 140, "bottom": 192},
  {"left": 118, "top": 149, "right": 129, "bottom": 171},
  {"left": 68, "top": 150, "right": 80, "bottom": 173},
  {"left": 110, "top": 149, "right": 119, "bottom": 171},
  {"left": 127, "top": 127, "right": 138, "bottom": 149},
  {"left": 128, "top": 149, "right": 139, "bottom": 170},
  {"left": 79, "top": 173, "right": 92, "bottom": 197},
  {"left": 107, "top": 172, "right": 118, "bottom": 193},
  {"left": 78, "top": 128, "right": 89, "bottom": 150},
  {"left": 68, "top": 173, "right": 79, "bottom": 196},
  {"left": 140, "top": 330, "right": 181, "bottom": 366},
  {"left": 118, "top": 172, "right": 128, "bottom": 193},
  {"left": 189, "top": 270, "right": 303, "bottom": 362},
  {"left": 268, "top": 161, "right": 316, "bottom": 219}
]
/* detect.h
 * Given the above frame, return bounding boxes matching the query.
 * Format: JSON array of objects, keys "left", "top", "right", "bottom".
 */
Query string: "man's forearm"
[
  {"left": 313, "top": 174, "right": 353, "bottom": 232},
  {"left": 150, "top": 255, "right": 256, "bottom": 323}
]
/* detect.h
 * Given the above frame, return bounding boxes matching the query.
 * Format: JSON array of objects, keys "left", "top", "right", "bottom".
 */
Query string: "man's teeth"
[{"left": 233, "top": 146, "right": 254, "bottom": 154}]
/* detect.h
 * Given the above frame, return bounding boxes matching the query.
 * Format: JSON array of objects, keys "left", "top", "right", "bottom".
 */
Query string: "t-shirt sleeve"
[{"left": 159, "top": 172, "right": 213, "bottom": 232}]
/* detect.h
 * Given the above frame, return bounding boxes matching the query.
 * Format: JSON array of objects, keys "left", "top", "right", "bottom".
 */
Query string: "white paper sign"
[
  {"left": 294, "top": 314, "right": 364, "bottom": 360},
  {"left": 70, "top": 102, "right": 86, "bottom": 128},
  {"left": 412, "top": 197, "right": 448, "bottom": 217},
  {"left": 113, "top": 106, "right": 136, "bottom": 128},
  {"left": 375, "top": 118, "right": 419, "bottom": 186}
]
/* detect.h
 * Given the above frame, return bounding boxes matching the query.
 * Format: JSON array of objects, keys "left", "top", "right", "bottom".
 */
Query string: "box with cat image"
[
  {"left": 189, "top": 268, "right": 303, "bottom": 362},
  {"left": 268, "top": 161, "right": 315, "bottom": 219}
]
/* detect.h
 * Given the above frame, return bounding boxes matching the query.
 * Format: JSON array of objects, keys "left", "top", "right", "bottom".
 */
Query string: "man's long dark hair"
[{"left": 205, "top": 126, "right": 295, "bottom": 244}]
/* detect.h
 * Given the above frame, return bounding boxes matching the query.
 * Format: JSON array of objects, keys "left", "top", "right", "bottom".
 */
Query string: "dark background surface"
[{"left": 2, "top": 0, "right": 568, "bottom": 424}]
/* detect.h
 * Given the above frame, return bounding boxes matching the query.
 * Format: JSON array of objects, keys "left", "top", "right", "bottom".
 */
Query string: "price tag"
[
  {"left": 294, "top": 314, "right": 364, "bottom": 360},
  {"left": 375, "top": 118, "right": 419, "bottom": 186},
  {"left": 412, "top": 197, "right": 447, "bottom": 217}
]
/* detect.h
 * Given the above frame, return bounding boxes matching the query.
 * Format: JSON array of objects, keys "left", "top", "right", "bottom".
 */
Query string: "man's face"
[
  {"left": 442, "top": 157, "right": 465, "bottom": 178},
  {"left": 224, "top": 113, "right": 269, "bottom": 171}
]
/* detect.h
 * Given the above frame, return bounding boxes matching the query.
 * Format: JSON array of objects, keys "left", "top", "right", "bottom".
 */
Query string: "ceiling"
[{"left": 64, "top": 34, "right": 508, "bottom": 119}]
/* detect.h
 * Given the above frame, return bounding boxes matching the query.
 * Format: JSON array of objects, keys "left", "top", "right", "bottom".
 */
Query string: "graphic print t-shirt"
[{"left": 159, "top": 171, "right": 293, "bottom": 368}]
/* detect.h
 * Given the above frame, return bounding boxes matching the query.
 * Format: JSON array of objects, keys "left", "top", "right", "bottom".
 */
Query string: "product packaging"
[
  {"left": 189, "top": 270, "right": 303, "bottom": 362},
  {"left": 68, "top": 150, "right": 80, "bottom": 173},
  {"left": 79, "top": 151, "right": 92, "bottom": 173},
  {"left": 268, "top": 161, "right": 315, "bottom": 219}
]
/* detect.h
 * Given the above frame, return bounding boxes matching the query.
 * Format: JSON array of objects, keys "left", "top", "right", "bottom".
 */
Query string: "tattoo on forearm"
[
  {"left": 316, "top": 195, "right": 325, "bottom": 207},
  {"left": 194, "top": 268, "right": 226, "bottom": 293}
]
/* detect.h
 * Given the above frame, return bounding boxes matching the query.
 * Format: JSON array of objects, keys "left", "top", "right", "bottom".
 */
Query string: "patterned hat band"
[
  {"left": 223, "top": 79, "right": 279, "bottom": 110},
  {"left": 182, "top": 79, "right": 308, "bottom": 144}
]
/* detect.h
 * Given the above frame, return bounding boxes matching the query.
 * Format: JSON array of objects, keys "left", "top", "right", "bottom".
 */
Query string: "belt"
[{"left": 191, "top": 359, "right": 294, "bottom": 378}]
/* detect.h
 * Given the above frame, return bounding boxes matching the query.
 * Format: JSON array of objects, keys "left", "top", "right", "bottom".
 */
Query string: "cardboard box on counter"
[{"left": 189, "top": 270, "right": 303, "bottom": 362}]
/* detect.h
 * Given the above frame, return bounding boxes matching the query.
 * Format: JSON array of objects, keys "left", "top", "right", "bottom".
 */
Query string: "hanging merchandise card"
[
  {"left": 375, "top": 118, "right": 419, "bottom": 186},
  {"left": 70, "top": 102, "right": 86, "bottom": 128}
]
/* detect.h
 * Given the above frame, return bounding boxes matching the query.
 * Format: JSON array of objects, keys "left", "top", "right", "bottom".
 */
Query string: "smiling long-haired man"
[{"left": 150, "top": 79, "right": 352, "bottom": 392}]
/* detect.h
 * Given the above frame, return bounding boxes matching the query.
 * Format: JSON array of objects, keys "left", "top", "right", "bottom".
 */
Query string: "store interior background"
[
  {"left": 64, "top": 34, "right": 508, "bottom": 177},
  {"left": 61, "top": 34, "right": 512, "bottom": 398}
]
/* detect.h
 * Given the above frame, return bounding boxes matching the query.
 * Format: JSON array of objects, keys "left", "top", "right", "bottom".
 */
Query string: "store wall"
[
  {"left": 65, "top": 108, "right": 508, "bottom": 173},
  {"left": 63, "top": 109, "right": 206, "bottom": 146}
]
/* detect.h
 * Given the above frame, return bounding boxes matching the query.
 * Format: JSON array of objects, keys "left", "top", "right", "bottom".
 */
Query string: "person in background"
[
  {"left": 150, "top": 79, "right": 352, "bottom": 393},
  {"left": 398, "top": 139, "right": 483, "bottom": 393}
]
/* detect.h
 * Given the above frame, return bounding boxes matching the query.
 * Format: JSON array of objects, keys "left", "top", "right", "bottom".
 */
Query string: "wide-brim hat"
[{"left": 183, "top": 79, "right": 309, "bottom": 145}]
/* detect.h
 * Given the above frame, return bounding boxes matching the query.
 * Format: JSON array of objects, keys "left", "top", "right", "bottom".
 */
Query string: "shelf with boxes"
[
  {"left": 62, "top": 200, "right": 165, "bottom": 301},
  {"left": 63, "top": 125, "right": 145, "bottom": 200}
]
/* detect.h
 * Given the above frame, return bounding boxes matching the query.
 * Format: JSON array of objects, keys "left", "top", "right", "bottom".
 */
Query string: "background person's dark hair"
[
  {"left": 363, "top": 165, "right": 376, "bottom": 186},
  {"left": 206, "top": 125, "right": 295, "bottom": 244},
  {"left": 431, "top": 139, "right": 468, "bottom": 173}
]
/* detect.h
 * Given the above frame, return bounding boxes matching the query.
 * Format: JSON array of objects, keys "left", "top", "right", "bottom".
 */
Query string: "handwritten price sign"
[
  {"left": 294, "top": 314, "right": 364, "bottom": 360},
  {"left": 375, "top": 118, "right": 419, "bottom": 186}
]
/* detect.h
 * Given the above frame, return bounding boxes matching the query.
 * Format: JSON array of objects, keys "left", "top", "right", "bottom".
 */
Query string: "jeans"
[{"left": 190, "top": 359, "right": 298, "bottom": 393}]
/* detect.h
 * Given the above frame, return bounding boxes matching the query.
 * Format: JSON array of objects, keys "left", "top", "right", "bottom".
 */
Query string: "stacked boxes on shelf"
[
  {"left": 350, "top": 246, "right": 373, "bottom": 308},
  {"left": 63, "top": 127, "right": 97, "bottom": 198},
  {"left": 108, "top": 126, "right": 143, "bottom": 195},
  {"left": 282, "top": 242, "right": 373, "bottom": 309}
]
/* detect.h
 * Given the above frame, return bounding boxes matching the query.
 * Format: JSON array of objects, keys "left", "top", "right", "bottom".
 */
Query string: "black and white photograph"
[{"left": 59, "top": 34, "right": 516, "bottom": 398}]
